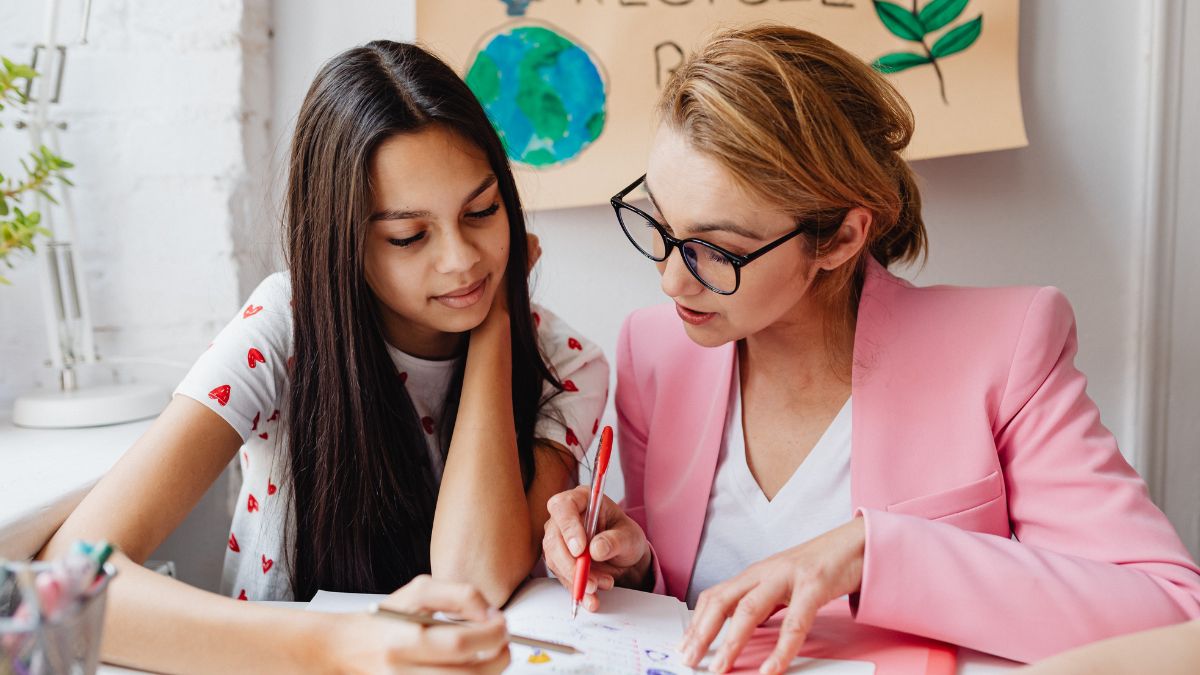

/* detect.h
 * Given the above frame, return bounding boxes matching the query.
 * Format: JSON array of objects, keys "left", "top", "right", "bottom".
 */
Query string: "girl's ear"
[{"left": 818, "top": 207, "right": 871, "bottom": 272}]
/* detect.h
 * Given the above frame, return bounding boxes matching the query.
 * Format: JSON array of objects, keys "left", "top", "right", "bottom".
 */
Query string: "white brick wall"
[{"left": 0, "top": 0, "right": 274, "bottom": 410}]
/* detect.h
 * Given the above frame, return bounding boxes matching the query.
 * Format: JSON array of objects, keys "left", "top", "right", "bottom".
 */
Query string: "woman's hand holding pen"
[
  {"left": 542, "top": 486, "right": 654, "bottom": 611},
  {"left": 682, "top": 517, "right": 866, "bottom": 675},
  {"left": 318, "top": 575, "right": 510, "bottom": 674}
]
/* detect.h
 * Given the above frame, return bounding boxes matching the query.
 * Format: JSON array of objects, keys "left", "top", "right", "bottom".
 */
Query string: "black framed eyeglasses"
[{"left": 610, "top": 174, "right": 845, "bottom": 295}]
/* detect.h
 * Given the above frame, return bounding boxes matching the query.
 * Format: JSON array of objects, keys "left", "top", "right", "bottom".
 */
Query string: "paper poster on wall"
[{"left": 416, "top": 0, "right": 1026, "bottom": 211}]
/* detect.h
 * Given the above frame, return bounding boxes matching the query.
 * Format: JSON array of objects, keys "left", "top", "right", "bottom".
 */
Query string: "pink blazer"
[{"left": 615, "top": 256, "right": 1200, "bottom": 663}]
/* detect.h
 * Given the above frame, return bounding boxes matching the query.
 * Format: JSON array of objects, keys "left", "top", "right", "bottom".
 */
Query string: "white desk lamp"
[{"left": 12, "top": 0, "right": 166, "bottom": 428}]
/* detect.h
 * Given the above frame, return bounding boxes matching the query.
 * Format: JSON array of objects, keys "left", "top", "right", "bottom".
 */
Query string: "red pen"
[{"left": 572, "top": 425, "right": 613, "bottom": 619}]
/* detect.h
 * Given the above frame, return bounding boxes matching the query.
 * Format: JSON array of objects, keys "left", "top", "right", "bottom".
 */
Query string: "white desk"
[
  {"left": 95, "top": 601, "right": 1022, "bottom": 674},
  {"left": 0, "top": 415, "right": 153, "bottom": 560}
]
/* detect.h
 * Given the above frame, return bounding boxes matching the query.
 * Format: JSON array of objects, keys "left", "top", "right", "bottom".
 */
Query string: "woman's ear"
[{"left": 818, "top": 207, "right": 871, "bottom": 271}]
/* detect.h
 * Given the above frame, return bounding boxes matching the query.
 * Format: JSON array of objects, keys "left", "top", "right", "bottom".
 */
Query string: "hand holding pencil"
[{"left": 542, "top": 427, "right": 656, "bottom": 614}]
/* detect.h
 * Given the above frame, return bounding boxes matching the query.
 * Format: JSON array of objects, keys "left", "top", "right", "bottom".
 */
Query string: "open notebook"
[
  {"left": 308, "top": 578, "right": 952, "bottom": 674},
  {"left": 308, "top": 578, "right": 698, "bottom": 673}
]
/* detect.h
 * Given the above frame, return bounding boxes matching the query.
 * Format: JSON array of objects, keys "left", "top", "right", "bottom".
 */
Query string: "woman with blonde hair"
[{"left": 542, "top": 24, "right": 1200, "bottom": 674}]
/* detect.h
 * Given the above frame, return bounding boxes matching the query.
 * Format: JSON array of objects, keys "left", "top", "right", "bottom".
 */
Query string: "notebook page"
[{"left": 502, "top": 578, "right": 696, "bottom": 674}]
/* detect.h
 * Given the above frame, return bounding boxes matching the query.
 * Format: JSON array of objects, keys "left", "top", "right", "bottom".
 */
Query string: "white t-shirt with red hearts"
[{"left": 174, "top": 272, "right": 609, "bottom": 601}]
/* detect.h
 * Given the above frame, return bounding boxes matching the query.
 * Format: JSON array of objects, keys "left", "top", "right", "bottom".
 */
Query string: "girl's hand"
[
  {"left": 542, "top": 486, "right": 654, "bottom": 611},
  {"left": 476, "top": 233, "right": 539, "bottom": 336},
  {"left": 319, "top": 575, "right": 510, "bottom": 674},
  {"left": 681, "top": 518, "right": 866, "bottom": 674},
  {"left": 525, "top": 232, "right": 542, "bottom": 274}
]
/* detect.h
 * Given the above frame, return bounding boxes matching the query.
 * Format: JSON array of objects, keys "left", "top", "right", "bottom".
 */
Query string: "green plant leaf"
[
  {"left": 931, "top": 15, "right": 983, "bottom": 59},
  {"left": 872, "top": 51, "right": 933, "bottom": 74},
  {"left": 873, "top": 1, "right": 926, "bottom": 41},
  {"left": 919, "top": 0, "right": 970, "bottom": 33}
]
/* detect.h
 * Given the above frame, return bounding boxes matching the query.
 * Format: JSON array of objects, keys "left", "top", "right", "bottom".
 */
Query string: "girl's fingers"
[
  {"left": 410, "top": 618, "right": 509, "bottom": 665},
  {"left": 406, "top": 645, "right": 511, "bottom": 675},
  {"left": 526, "top": 233, "right": 542, "bottom": 271},
  {"left": 384, "top": 576, "right": 493, "bottom": 622}
]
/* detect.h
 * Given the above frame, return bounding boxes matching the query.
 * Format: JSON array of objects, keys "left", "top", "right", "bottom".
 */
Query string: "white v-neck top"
[{"left": 685, "top": 360, "right": 852, "bottom": 607}]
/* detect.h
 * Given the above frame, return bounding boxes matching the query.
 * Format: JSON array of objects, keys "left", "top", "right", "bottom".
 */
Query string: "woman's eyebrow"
[
  {"left": 644, "top": 179, "right": 762, "bottom": 240},
  {"left": 369, "top": 174, "right": 499, "bottom": 222}
]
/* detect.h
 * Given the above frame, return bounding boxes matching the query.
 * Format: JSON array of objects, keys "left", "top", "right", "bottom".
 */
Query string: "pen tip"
[{"left": 571, "top": 604, "right": 578, "bottom": 620}]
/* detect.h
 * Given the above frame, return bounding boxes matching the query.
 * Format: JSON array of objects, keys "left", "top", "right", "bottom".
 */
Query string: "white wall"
[
  {"left": 0, "top": 0, "right": 272, "bottom": 410},
  {"left": 1159, "top": 0, "right": 1200, "bottom": 561},
  {"left": 0, "top": 0, "right": 271, "bottom": 589}
]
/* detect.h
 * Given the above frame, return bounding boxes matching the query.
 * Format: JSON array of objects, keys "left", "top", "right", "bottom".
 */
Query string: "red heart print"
[
  {"left": 237, "top": 589, "right": 248, "bottom": 601},
  {"left": 228, "top": 532, "right": 240, "bottom": 553},
  {"left": 208, "top": 384, "right": 231, "bottom": 406},
  {"left": 422, "top": 416, "right": 435, "bottom": 434},
  {"left": 251, "top": 411, "right": 260, "bottom": 431},
  {"left": 399, "top": 371, "right": 408, "bottom": 384},
  {"left": 261, "top": 555, "right": 273, "bottom": 574},
  {"left": 267, "top": 410, "right": 280, "bottom": 422},
  {"left": 267, "top": 477, "right": 277, "bottom": 496},
  {"left": 247, "top": 348, "right": 265, "bottom": 369},
  {"left": 259, "top": 432, "right": 268, "bottom": 440},
  {"left": 533, "top": 312, "right": 541, "bottom": 328},
  {"left": 567, "top": 337, "right": 582, "bottom": 351},
  {"left": 243, "top": 304, "right": 263, "bottom": 318},
  {"left": 247, "top": 493, "right": 259, "bottom": 513},
  {"left": 563, "top": 379, "right": 578, "bottom": 392},
  {"left": 592, "top": 419, "right": 599, "bottom": 435},
  {"left": 565, "top": 428, "right": 580, "bottom": 447},
  {"left": 287, "top": 356, "right": 295, "bottom": 372}
]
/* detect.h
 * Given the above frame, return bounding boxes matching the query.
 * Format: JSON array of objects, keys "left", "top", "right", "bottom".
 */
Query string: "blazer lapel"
[{"left": 643, "top": 340, "right": 736, "bottom": 600}]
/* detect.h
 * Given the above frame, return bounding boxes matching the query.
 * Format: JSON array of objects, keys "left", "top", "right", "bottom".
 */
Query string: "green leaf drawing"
[
  {"left": 873, "top": 1, "right": 926, "bottom": 41},
  {"left": 872, "top": 52, "right": 933, "bottom": 74},
  {"left": 918, "top": 0, "right": 969, "bottom": 33},
  {"left": 870, "top": 0, "right": 984, "bottom": 104},
  {"left": 931, "top": 15, "right": 983, "bottom": 59}
]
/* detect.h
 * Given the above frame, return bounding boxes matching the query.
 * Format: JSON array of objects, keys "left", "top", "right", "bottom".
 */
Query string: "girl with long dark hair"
[{"left": 40, "top": 40, "right": 607, "bottom": 672}]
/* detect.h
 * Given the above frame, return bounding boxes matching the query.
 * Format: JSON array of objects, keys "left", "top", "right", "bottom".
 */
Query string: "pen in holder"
[{"left": 1, "top": 542, "right": 117, "bottom": 675}]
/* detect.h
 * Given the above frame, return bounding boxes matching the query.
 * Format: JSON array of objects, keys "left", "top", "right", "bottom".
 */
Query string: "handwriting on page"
[
  {"left": 506, "top": 612, "right": 693, "bottom": 674},
  {"left": 502, "top": 579, "right": 696, "bottom": 674}
]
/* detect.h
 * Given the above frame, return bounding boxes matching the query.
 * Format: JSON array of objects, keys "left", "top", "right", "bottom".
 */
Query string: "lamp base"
[{"left": 13, "top": 383, "right": 167, "bottom": 429}]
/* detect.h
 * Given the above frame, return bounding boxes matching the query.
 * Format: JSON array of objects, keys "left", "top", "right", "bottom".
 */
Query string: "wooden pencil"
[{"left": 371, "top": 604, "right": 582, "bottom": 656}]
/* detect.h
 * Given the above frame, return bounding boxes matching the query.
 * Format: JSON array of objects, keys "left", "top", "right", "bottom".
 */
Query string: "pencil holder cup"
[{"left": 0, "top": 560, "right": 116, "bottom": 675}]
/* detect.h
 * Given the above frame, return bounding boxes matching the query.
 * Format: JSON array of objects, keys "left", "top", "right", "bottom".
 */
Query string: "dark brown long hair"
[{"left": 282, "top": 40, "right": 559, "bottom": 600}]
